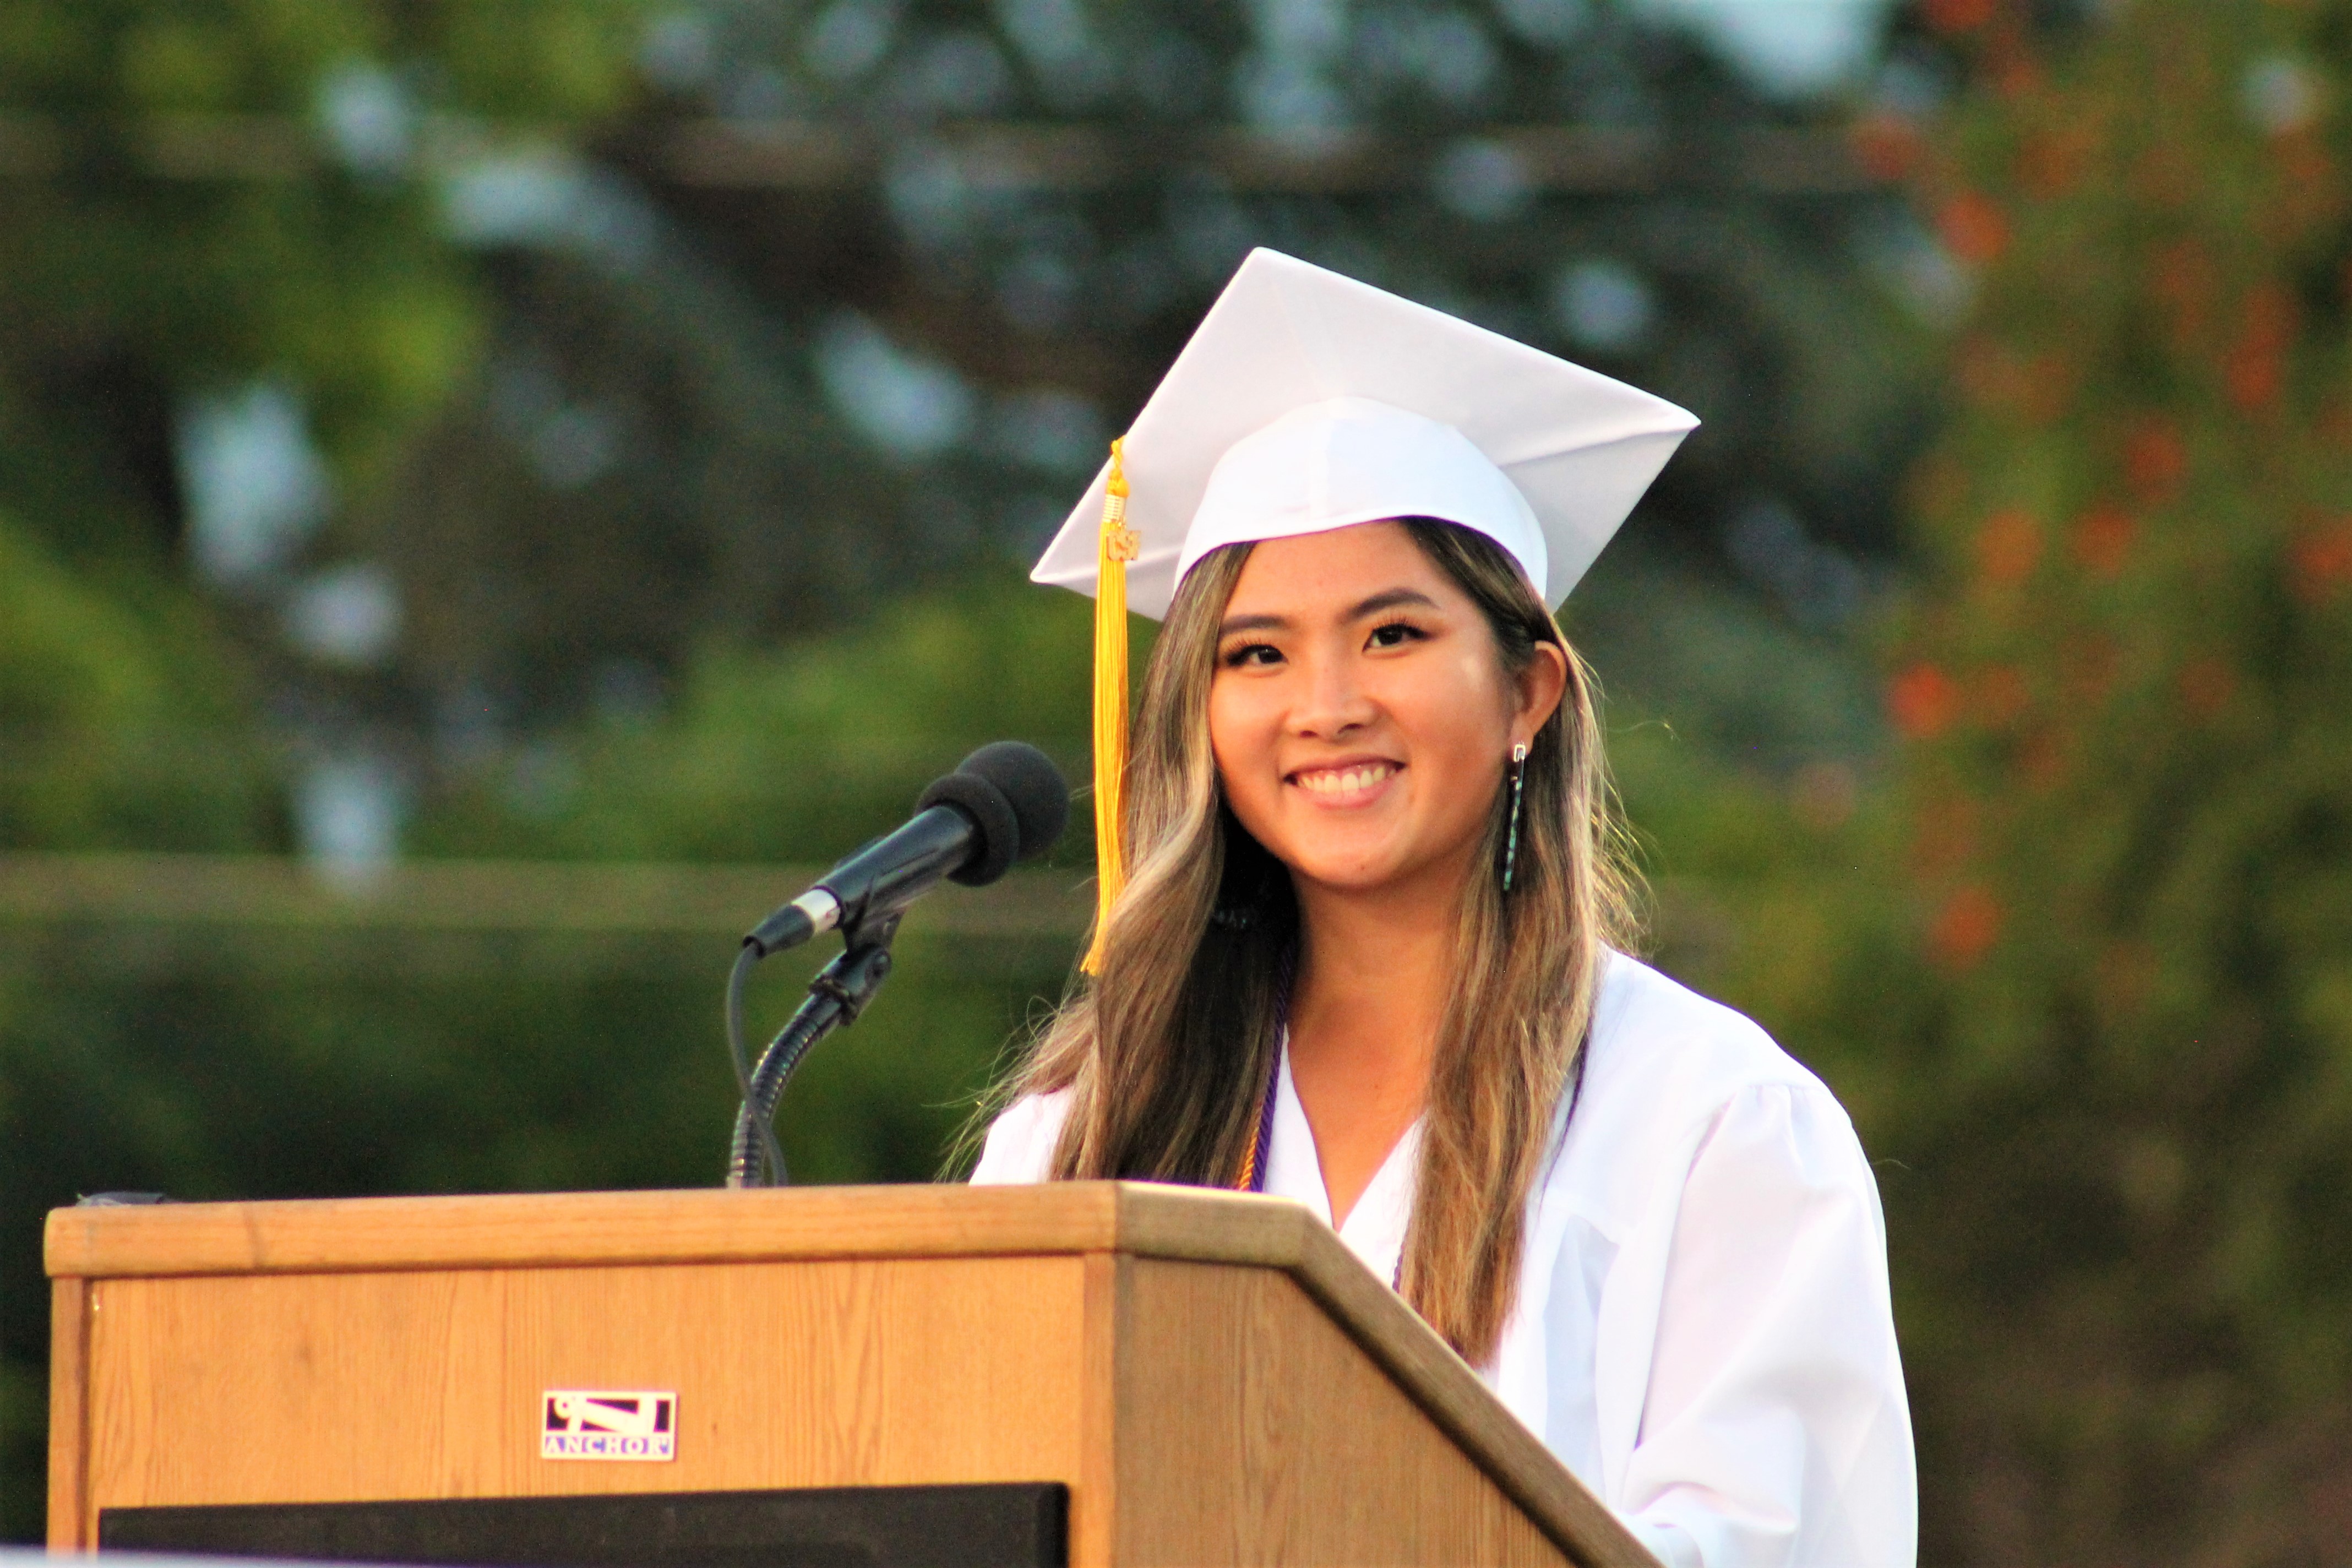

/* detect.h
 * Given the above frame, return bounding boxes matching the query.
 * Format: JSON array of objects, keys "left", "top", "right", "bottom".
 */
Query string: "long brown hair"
[{"left": 998, "top": 519, "right": 1639, "bottom": 1365}]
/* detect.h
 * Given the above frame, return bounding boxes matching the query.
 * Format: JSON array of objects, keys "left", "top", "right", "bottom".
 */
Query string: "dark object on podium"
[{"left": 100, "top": 1483, "right": 1068, "bottom": 1568}]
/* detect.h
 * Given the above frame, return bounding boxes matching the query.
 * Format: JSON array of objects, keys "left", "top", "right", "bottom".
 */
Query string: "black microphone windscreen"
[
  {"left": 917, "top": 771, "right": 1020, "bottom": 887},
  {"left": 956, "top": 742, "right": 1070, "bottom": 862}
]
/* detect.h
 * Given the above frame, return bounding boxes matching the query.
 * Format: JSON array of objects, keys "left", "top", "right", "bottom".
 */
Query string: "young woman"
[{"left": 974, "top": 251, "right": 1915, "bottom": 1566}]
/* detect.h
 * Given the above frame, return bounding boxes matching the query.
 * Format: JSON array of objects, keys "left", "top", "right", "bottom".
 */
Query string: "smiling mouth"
[{"left": 1291, "top": 761, "right": 1400, "bottom": 800}]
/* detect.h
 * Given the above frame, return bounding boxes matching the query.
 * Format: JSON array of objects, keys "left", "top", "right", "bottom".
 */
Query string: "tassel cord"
[{"left": 1084, "top": 440, "right": 1136, "bottom": 973}]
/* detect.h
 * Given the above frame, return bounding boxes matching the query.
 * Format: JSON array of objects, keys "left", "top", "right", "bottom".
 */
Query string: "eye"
[
  {"left": 1366, "top": 619, "right": 1428, "bottom": 650},
  {"left": 1220, "top": 641, "right": 1283, "bottom": 669}
]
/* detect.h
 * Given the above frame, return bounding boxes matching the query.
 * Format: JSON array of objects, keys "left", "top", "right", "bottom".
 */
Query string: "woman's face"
[{"left": 1207, "top": 521, "right": 1565, "bottom": 902}]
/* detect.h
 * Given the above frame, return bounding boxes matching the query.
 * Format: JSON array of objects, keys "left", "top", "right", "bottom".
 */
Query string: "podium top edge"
[{"left": 43, "top": 1182, "right": 1319, "bottom": 1281}]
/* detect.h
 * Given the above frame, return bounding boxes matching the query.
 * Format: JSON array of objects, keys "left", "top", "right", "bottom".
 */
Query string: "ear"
[{"left": 1511, "top": 641, "right": 1570, "bottom": 748}]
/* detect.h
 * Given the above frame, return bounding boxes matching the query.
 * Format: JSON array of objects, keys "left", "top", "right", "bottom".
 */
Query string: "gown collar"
[{"left": 1260, "top": 1036, "right": 1424, "bottom": 1286}]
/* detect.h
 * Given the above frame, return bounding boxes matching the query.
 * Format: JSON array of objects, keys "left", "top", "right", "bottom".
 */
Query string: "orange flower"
[
  {"left": 2290, "top": 519, "right": 2352, "bottom": 603},
  {"left": 2242, "top": 284, "right": 2299, "bottom": 350},
  {"left": 1940, "top": 192, "right": 2011, "bottom": 266},
  {"left": 2124, "top": 418, "right": 2188, "bottom": 504},
  {"left": 1986, "top": 27, "right": 2043, "bottom": 100},
  {"left": 2228, "top": 344, "right": 2284, "bottom": 411},
  {"left": 2227, "top": 285, "right": 2298, "bottom": 411},
  {"left": 1930, "top": 884, "right": 2003, "bottom": 971},
  {"left": 1923, "top": 0, "right": 1997, "bottom": 33},
  {"left": 1849, "top": 113, "right": 1923, "bottom": 182},
  {"left": 1890, "top": 662, "right": 1962, "bottom": 739},
  {"left": 2070, "top": 506, "right": 2137, "bottom": 577},
  {"left": 1976, "top": 508, "right": 2043, "bottom": 585}
]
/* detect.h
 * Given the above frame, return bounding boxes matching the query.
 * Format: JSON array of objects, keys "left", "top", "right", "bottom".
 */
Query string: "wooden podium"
[{"left": 47, "top": 1183, "right": 1654, "bottom": 1566}]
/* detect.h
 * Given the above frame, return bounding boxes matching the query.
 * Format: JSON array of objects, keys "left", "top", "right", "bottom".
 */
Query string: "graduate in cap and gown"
[{"left": 971, "top": 249, "right": 1917, "bottom": 1567}]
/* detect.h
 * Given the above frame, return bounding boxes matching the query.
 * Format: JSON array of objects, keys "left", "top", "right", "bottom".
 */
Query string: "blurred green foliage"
[
  {"left": 0, "top": 0, "right": 645, "bottom": 565},
  {"left": 1853, "top": 1, "right": 2352, "bottom": 1560},
  {"left": 0, "top": 515, "right": 261, "bottom": 850},
  {"left": 413, "top": 567, "right": 1107, "bottom": 867}
]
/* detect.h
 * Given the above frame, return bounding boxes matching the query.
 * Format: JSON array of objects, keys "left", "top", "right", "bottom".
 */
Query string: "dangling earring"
[{"left": 1501, "top": 741, "right": 1529, "bottom": 894}]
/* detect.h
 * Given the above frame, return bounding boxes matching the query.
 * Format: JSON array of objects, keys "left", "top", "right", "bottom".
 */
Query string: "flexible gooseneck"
[{"left": 725, "top": 922, "right": 899, "bottom": 1189}]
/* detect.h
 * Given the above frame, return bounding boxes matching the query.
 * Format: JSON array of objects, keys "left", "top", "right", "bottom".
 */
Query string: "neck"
[{"left": 1283, "top": 857, "right": 1467, "bottom": 1160}]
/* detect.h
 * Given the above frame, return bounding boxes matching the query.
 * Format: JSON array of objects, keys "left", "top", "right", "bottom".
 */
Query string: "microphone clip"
[{"left": 810, "top": 914, "right": 899, "bottom": 1027}]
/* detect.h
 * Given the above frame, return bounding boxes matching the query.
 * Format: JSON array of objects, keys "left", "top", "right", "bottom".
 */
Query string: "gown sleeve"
[{"left": 1614, "top": 1082, "right": 1916, "bottom": 1568}]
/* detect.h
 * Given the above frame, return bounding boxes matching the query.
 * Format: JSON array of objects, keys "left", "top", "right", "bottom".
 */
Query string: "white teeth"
[{"left": 1298, "top": 764, "right": 1391, "bottom": 795}]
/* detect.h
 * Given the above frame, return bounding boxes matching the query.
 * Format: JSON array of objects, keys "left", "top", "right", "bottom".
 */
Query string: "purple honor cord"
[{"left": 1244, "top": 1044, "right": 1281, "bottom": 1194}]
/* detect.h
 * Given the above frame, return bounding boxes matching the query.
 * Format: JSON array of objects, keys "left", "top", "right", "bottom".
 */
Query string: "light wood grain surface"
[
  {"left": 46, "top": 1280, "right": 86, "bottom": 1550},
  {"left": 50, "top": 1184, "right": 1657, "bottom": 1567},
  {"left": 44, "top": 1183, "right": 1315, "bottom": 1279},
  {"left": 1116, "top": 1257, "right": 1566, "bottom": 1566},
  {"left": 1075, "top": 1252, "right": 1121, "bottom": 1568},
  {"left": 77, "top": 1258, "right": 1086, "bottom": 1517}
]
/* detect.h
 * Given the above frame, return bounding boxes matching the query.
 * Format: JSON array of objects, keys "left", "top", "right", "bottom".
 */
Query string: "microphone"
[{"left": 742, "top": 741, "right": 1070, "bottom": 957}]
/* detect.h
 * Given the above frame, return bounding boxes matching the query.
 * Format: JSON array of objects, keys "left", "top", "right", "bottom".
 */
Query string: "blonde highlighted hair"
[{"left": 994, "top": 520, "right": 1639, "bottom": 1365}]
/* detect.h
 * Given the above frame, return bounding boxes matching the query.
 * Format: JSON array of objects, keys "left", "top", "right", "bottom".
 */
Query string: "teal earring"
[{"left": 1501, "top": 742, "right": 1529, "bottom": 894}]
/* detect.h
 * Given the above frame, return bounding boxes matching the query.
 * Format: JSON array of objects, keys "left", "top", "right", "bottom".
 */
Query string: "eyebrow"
[
  {"left": 1349, "top": 587, "right": 1441, "bottom": 619},
  {"left": 1217, "top": 586, "right": 1442, "bottom": 638}
]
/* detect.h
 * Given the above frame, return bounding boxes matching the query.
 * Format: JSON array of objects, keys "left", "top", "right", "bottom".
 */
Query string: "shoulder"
[
  {"left": 967, "top": 1087, "right": 1074, "bottom": 1185},
  {"left": 1559, "top": 952, "right": 1867, "bottom": 1224},
  {"left": 1585, "top": 949, "right": 1838, "bottom": 1118}
]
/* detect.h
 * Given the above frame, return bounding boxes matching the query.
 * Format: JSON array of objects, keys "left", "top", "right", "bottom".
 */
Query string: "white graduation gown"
[{"left": 970, "top": 951, "right": 1917, "bottom": 1567}]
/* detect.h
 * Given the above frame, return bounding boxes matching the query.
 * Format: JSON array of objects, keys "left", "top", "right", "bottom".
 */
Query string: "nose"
[{"left": 1289, "top": 640, "right": 1377, "bottom": 741}]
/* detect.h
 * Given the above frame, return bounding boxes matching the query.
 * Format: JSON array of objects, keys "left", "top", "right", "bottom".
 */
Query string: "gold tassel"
[{"left": 1084, "top": 439, "right": 1137, "bottom": 974}]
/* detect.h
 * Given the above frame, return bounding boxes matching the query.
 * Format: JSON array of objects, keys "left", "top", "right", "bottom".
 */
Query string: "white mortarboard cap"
[{"left": 1031, "top": 248, "right": 1699, "bottom": 618}]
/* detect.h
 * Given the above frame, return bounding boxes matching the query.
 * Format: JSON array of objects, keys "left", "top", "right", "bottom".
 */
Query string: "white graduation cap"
[
  {"left": 1037, "top": 248, "right": 1698, "bottom": 969},
  {"left": 1032, "top": 247, "right": 1699, "bottom": 618}
]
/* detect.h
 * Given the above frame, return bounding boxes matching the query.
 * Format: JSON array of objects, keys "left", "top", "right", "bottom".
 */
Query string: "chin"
[{"left": 1283, "top": 849, "right": 1411, "bottom": 894}]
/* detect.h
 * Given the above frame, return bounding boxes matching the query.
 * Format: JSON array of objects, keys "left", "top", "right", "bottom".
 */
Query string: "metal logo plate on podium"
[{"left": 539, "top": 1390, "right": 676, "bottom": 1460}]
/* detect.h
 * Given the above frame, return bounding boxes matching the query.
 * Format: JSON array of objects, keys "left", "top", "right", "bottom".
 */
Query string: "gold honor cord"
[{"left": 1083, "top": 439, "right": 1137, "bottom": 974}]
